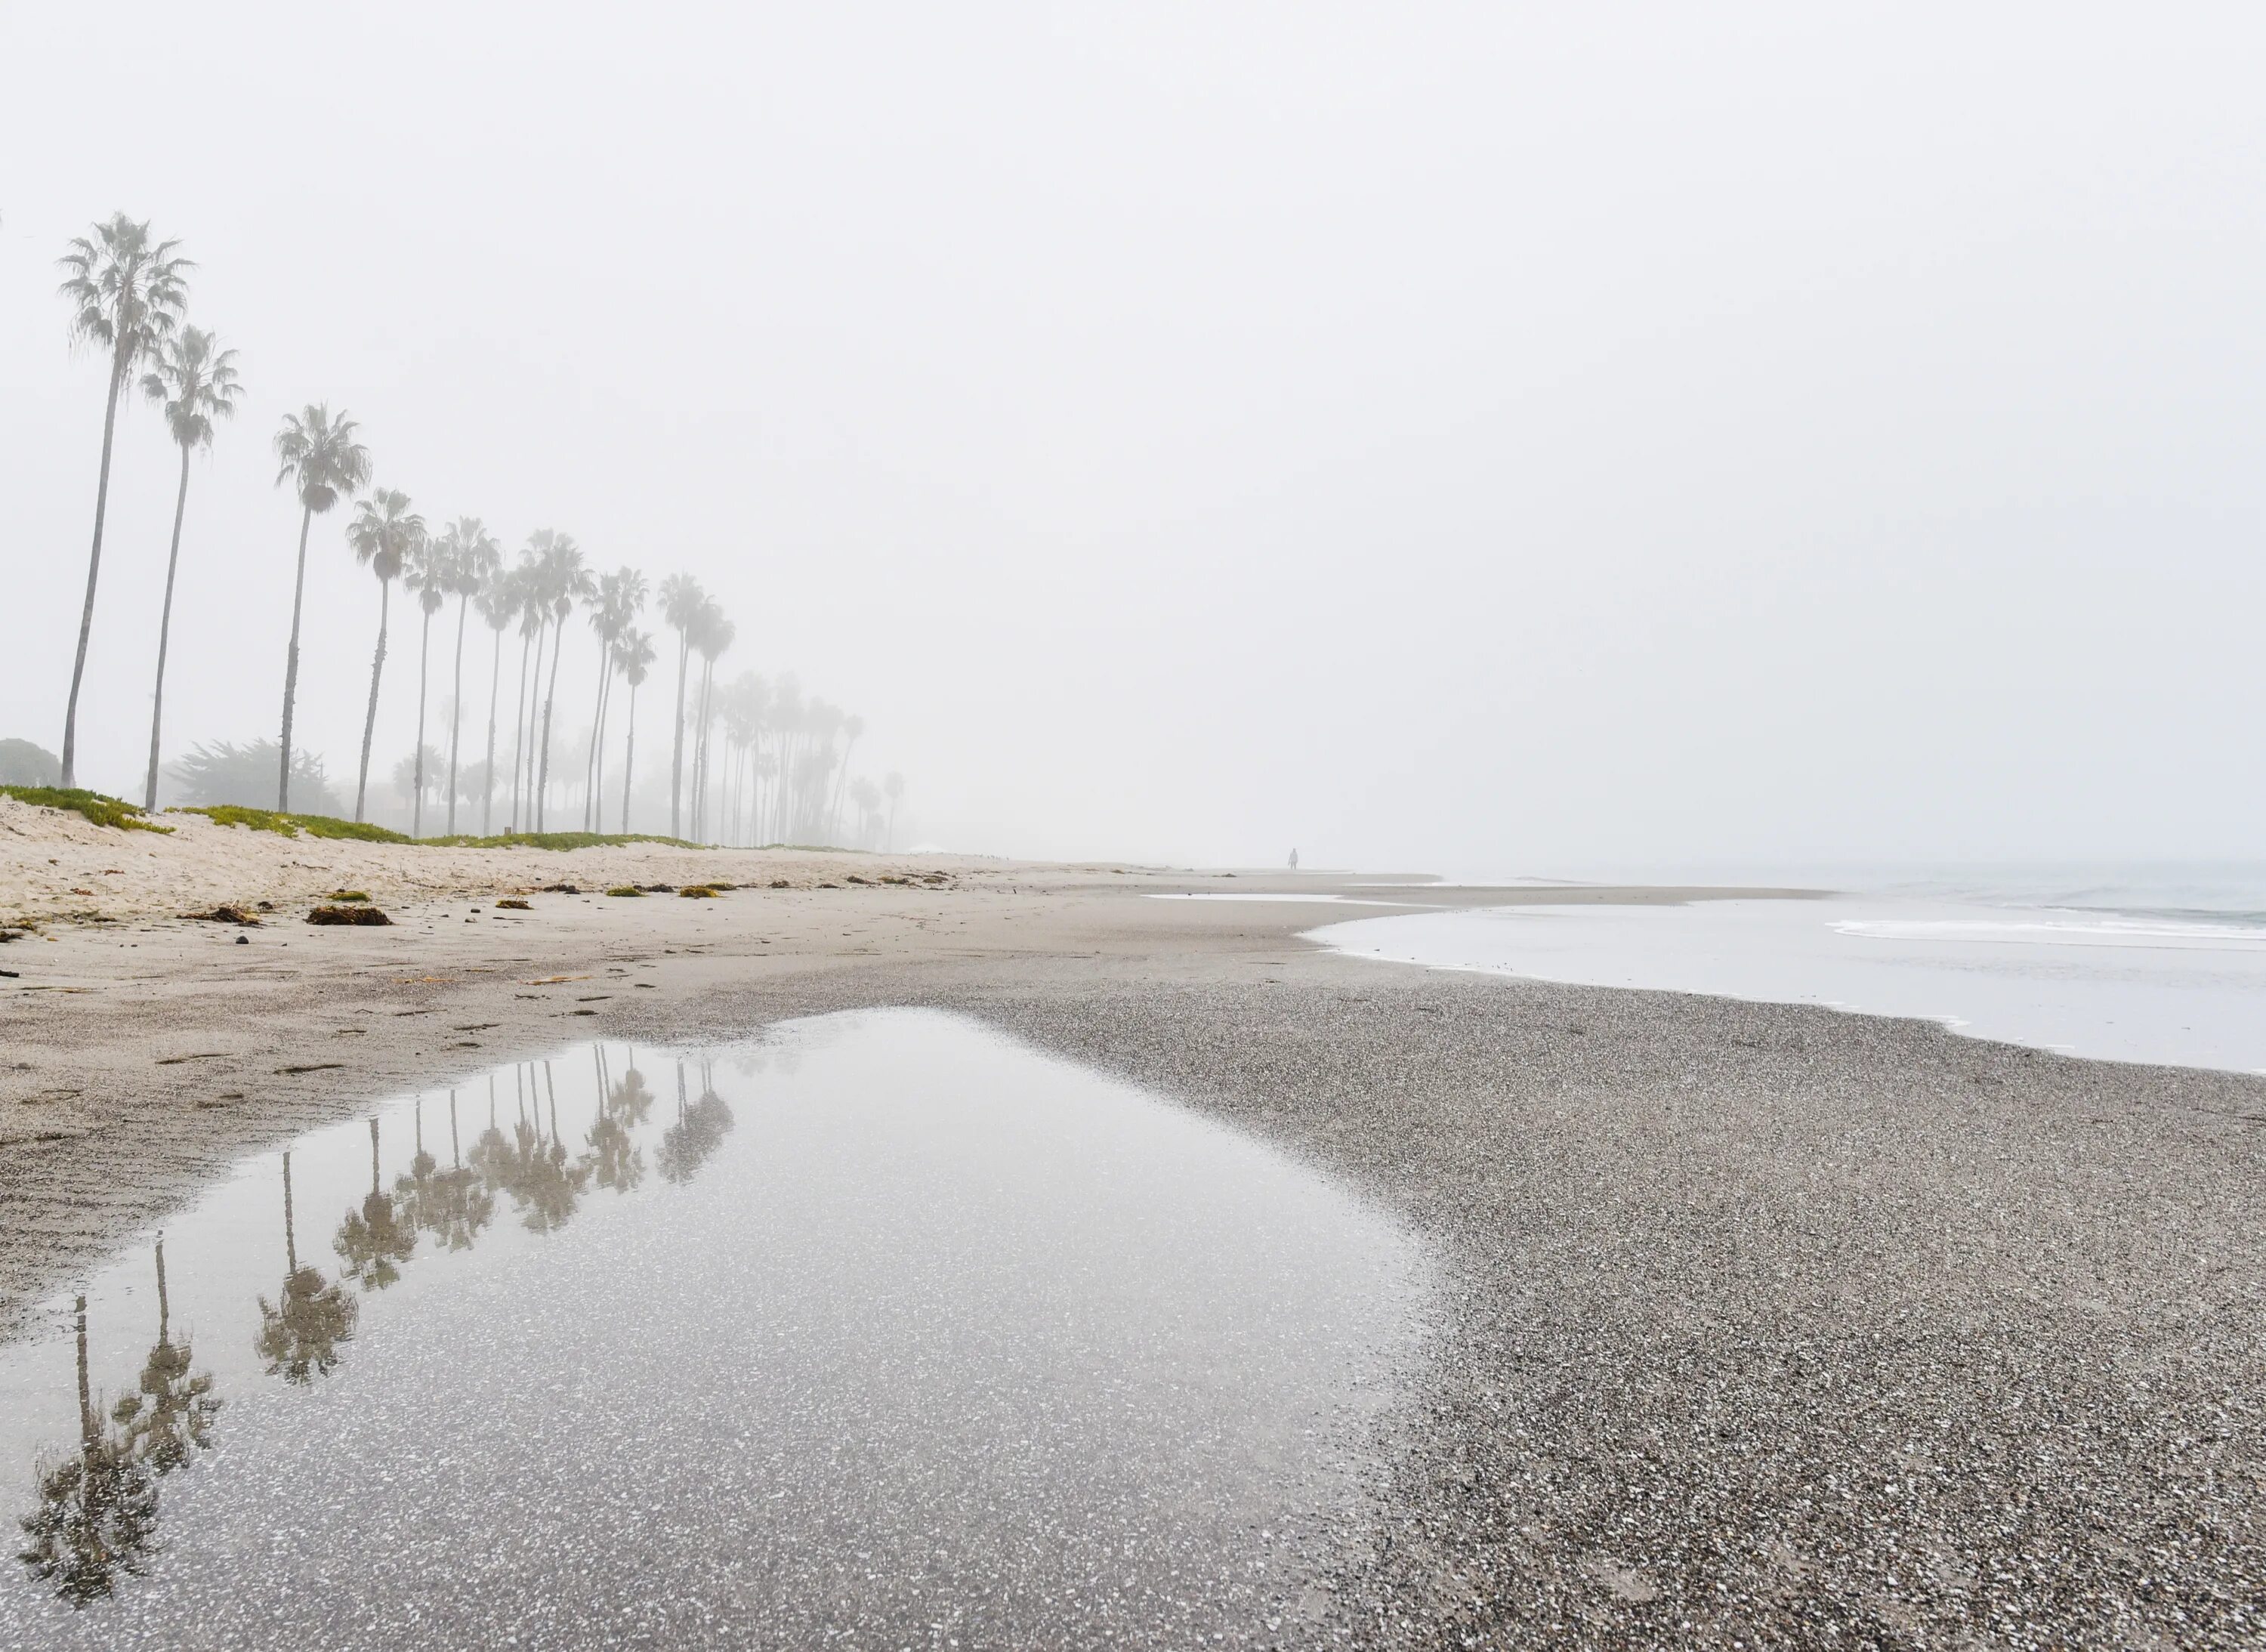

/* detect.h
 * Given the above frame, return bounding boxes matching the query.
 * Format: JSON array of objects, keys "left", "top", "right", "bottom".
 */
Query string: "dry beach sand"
[{"left": 1, "top": 793, "right": 2259, "bottom": 1647}]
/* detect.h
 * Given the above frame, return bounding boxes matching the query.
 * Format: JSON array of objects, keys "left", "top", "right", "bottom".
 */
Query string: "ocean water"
[{"left": 1313, "top": 863, "right": 2266, "bottom": 1075}]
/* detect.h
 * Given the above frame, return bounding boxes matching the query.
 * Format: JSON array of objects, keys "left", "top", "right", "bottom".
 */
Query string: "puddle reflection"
[
  {"left": 9, "top": 1046, "right": 730, "bottom": 1607},
  {"left": 1, "top": 1013, "right": 1423, "bottom": 1647}
]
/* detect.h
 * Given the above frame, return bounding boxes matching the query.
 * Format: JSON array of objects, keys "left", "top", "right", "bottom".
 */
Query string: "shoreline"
[{"left": 1, "top": 804, "right": 2260, "bottom": 1645}]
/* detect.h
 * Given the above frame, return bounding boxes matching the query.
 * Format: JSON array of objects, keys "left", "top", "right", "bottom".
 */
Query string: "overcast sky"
[{"left": 4, "top": 5, "right": 2261, "bottom": 872}]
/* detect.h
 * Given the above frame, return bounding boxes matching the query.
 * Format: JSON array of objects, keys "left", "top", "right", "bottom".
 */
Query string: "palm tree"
[
  {"left": 884, "top": 770, "right": 905, "bottom": 849},
  {"left": 658, "top": 573, "right": 705, "bottom": 837},
  {"left": 55, "top": 215, "right": 192, "bottom": 789},
  {"left": 137, "top": 326, "right": 241, "bottom": 810},
  {"left": 273, "top": 406, "right": 372, "bottom": 811},
  {"left": 334, "top": 1117, "right": 416, "bottom": 1289},
  {"left": 690, "top": 601, "right": 733, "bottom": 841},
  {"left": 582, "top": 567, "right": 647, "bottom": 830},
  {"left": 344, "top": 489, "right": 425, "bottom": 822},
  {"left": 614, "top": 626, "right": 657, "bottom": 833},
  {"left": 508, "top": 555, "right": 545, "bottom": 831},
  {"left": 528, "top": 533, "right": 589, "bottom": 831},
  {"left": 474, "top": 564, "right": 520, "bottom": 835},
  {"left": 440, "top": 520, "right": 502, "bottom": 834},
  {"left": 402, "top": 531, "right": 452, "bottom": 835},
  {"left": 829, "top": 713, "right": 866, "bottom": 843}
]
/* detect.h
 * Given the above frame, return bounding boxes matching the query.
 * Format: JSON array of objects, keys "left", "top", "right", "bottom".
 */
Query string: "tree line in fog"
[{"left": 24, "top": 212, "right": 903, "bottom": 848}]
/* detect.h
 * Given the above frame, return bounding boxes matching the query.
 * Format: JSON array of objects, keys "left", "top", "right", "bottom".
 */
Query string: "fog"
[{"left": 5, "top": 5, "right": 2261, "bottom": 872}]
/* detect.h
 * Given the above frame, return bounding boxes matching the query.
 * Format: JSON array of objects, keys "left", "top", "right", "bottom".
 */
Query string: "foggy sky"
[{"left": 5, "top": 5, "right": 2262, "bottom": 872}]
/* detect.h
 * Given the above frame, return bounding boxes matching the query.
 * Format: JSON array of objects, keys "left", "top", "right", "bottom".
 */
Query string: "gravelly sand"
[{"left": 1, "top": 804, "right": 2258, "bottom": 1647}]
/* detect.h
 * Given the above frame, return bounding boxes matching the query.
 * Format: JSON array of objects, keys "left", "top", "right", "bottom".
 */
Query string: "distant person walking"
[{"left": 1289, "top": 848, "right": 1299, "bottom": 870}]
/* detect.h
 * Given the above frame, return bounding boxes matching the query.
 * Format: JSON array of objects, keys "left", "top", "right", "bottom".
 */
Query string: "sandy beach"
[{"left": 2, "top": 795, "right": 2260, "bottom": 1647}]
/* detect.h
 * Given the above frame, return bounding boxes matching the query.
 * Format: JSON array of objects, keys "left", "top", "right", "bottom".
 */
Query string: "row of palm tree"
[{"left": 48, "top": 212, "right": 904, "bottom": 842}]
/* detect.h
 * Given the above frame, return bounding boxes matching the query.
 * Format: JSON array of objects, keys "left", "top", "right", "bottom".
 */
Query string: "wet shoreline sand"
[{"left": 2, "top": 812, "right": 2259, "bottom": 1646}]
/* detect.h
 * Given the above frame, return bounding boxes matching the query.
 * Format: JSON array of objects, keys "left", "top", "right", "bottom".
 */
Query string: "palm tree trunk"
[
  {"left": 61, "top": 347, "right": 131, "bottom": 791},
  {"left": 154, "top": 1237, "right": 171, "bottom": 1345},
  {"left": 668, "top": 628, "right": 690, "bottom": 838},
  {"left": 354, "top": 579, "right": 392, "bottom": 822},
  {"left": 511, "top": 625, "right": 538, "bottom": 832},
  {"left": 482, "top": 625, "right": 504, "bottom": 835},
  {"left": 538, "top": 617, "right": 566, "bottom": 832},
  {"left": 412, "top": 606, "right": 434, "bottom": 836},
  {"left": 445, "top": 594, "right": 471, "bottom": 835},
  {"left": 583, "top": 653, "right": 608, "bottom": 832},
  {"left": 142, "top": 441, "right": 194, "bottom": 810},
  {"left": 282, "top": 1151, "right": 298, "bottom": 1273},
  {"left": 620, "top": 679, "right": 638, "bottom": 834},
  {"left": 277, "top": 502, "right": 316, "bottom": 811}
]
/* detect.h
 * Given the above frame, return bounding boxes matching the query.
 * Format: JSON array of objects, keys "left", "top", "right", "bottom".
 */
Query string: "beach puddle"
[{"left": 0, "top": 1009, "right": 1425, "bottom": 1649}]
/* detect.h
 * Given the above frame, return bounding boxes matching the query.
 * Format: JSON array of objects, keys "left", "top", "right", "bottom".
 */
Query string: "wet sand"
[{"left": 2, "top": 811, "right": 2260, "bottom": 1646}]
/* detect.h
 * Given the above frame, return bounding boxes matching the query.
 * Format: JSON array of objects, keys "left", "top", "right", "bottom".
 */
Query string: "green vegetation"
[
  {"left": 178, "top": 805, "right": 410, "bottom": 843},
  {"left": 328, "top": 891, "right": 370, "bottom": 903},
  {"left": 678, "top": 885, "right": 718, "bottom": 898},
  {"left": 1, "top": 786, "right": 173, "bottom": 832},
  {"left": 605, "top": 885, "right": 644, "bottom": 897},
  {"left": 425, "top": 829, "right": 701, "bottom": 851}
]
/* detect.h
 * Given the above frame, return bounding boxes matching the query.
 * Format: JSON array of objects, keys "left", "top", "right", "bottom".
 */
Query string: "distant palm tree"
[
  {"left": 689, "top": 601, "right": 733, "bottom": 841},
  {"left": 137, "top": 326, "right": 241, "bottom": 810},
  {"left": 507, "top": 553, "right": 545, "bottom": 831},
  {"left": 402, "top": 530, "right": 452, "bottom": 836},
  {"left": 884, "top": 770, "right": 904, "bottom": 849},
  {"left": 829, "top": 712, "right": 866, "bottom": 845},
  {"left": 273, "top": 406, "right": 372, "bottom": 811},
  {"left": 526, "top": 532, "right": 590, "bottom": 831},
  {"left": 344, "top": 489, "right": 425, "bottom": 822},
  {"left": 582, "top": 567, "right": 647, "bottom": 831},
  {"left": 440, "top": 520, "right": 502, "bottom": 834},
  {"left": 658, "top": 573, "right": 705, "bottom": 837},
  {"left": 55, "top": 215, "right": 193, "bottom": 789},
  {"left": 614, "top": 626, "right": 657, "bottom": 833},
  {"left": 474, "top": 564, "right": 521, "bottom": 834}
]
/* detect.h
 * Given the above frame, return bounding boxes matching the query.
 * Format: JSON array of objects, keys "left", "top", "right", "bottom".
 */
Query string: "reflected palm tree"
[
  {"left": 256, "top": 1151, "right": 358, "bottom": 1385},
  {"left": 397, "top": 1093, "right": 494, "bottom": 1253},
  {"left": 581, "top": 1044, "right": 647, "bottom": 1195},
  {"left": 17, "top": 1297, "right": 159, "bottom": 1605},
  {"left": 658, "top": 1058, "right": 735, "bottom": 1184},
  {"left": 334, "top": 1118, "right": 415, "bottom": 1291},
  {"left": 110, "top": 1237, "right": 220, "bottom": 1480},
  {"left": 474, "top": 1065, "right": 587, "bottom": 1234}
]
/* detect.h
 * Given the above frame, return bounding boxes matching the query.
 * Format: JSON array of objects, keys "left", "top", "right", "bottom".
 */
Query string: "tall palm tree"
[
  {"left": 690, "top": 603, "right": 733, "bottom": 841},
  {"left": 827, "top": 709, "right": 863, "bottom": 843},
  {"left": 273, "top": 406, "right": 372, "bottom": 811},
  {"left": 474, "top": 563, "right": 521, "bottom": 835},
  {"left": 344, "top": 489, "right": 425, "bottom": 823},
  {"left": 507, "top": 552, "right": 545, "bottom": 831},
  {"left": 582, "top": 567, "right": 647, "bottom": 830},
  {"left": 529, "top": 533, "right": 589, "bottom": 831},
  {"left": 440, "top": 519, "right": 502, "bottom": 834},
  {"left": 658, "top": 573, "right": 705, "bottom": 838},
  {"left": 54, "top": 215, "right": 193, "bottom": 790},
  {"left": 615, "top": 626, "right": 657, "bottom": 833},
  {"left": 402, "top": 530, "right": 452, "bottom": 836},
  {"left": 884, "top": 770, "right": 905, "bottom": 850},
  {"left": 137, "top": 326, "right": 241, "bottom": 810}
]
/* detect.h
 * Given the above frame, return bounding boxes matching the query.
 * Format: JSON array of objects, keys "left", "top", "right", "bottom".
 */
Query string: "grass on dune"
[
  {"left": 1, "top": 786, "right": 173, "bottom": 832},
  {"left": 425, "top": 830, "right": 703, "bottom": 851},
  {"left": 178, "top": 805, "right": 410, "bottom": 842}
]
